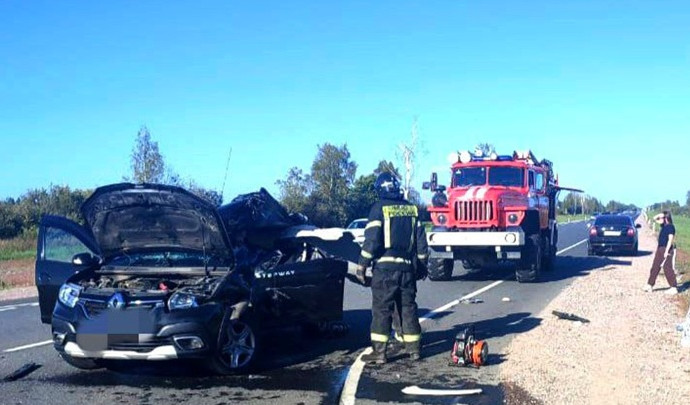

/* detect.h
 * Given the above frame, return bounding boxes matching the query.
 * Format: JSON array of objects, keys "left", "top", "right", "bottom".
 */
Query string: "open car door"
[
  {"left": 36, "top": 215, "right": 100, "bottom": 323},
  {"left": 253, "top": 258, "right": 347, "bottom": 326}
]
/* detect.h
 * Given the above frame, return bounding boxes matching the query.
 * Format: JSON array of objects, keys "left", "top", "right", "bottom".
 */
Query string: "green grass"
[
  {"left": 670, "top": 215, "right": 690, "bottom": 258},
  {"left": 0, "top": 233, "right": 36, "bottom": 261},
  {"left": 557, "top": 214, "right": 590, "bottom": 223}
]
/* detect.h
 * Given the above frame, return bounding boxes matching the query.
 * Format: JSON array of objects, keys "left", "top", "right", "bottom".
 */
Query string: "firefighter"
[{"left": 356, "top": 172, "right": 429, "bottom": 364}]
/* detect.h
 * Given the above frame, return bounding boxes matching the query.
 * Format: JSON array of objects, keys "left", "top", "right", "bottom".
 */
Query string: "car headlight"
[
  {"left": 508, "top": 213, "right": 519, "bottom": 224},
  {"left": 168, "top": 292, "right": 199, "bottom": 310},
  {"left": 58, "top": 283, "right": 82, "bottom": 308}
]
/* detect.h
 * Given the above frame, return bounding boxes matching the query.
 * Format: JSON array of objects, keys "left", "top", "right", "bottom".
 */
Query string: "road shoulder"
[
  {"left": 0, "top": 286, "right": 37, "bottom": 302},
  {"left": 500, "top": 218, "right": 690, "bottom": 404}
]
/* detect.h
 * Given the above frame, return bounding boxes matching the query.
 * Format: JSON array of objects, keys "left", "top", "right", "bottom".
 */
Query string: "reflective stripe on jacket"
[{"left": 358, "top": 198, "right": 428, "bottom": 270}]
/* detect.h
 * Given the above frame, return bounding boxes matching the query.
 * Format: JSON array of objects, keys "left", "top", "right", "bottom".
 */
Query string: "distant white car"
[{"left": 345, "top": 218, "right": 367, "bottom": 245}]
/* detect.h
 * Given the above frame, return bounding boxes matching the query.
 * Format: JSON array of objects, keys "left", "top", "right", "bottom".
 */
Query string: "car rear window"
[{"left": 595, "top": 216, "right": 632, "bottom": 226}]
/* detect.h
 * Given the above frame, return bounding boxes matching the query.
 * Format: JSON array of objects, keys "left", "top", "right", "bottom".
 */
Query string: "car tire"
[
  {"left": 208, "top": 313, "right": 261, "bottom": 375},
  {"left": 59, "top": 352, "right": 103, "bottom": 370},
  {"left": 631, "top": 243, "right": 639, "bottom": 256},
  {"left": 428, "top": 258, "right": 453, "bottom": 281}
]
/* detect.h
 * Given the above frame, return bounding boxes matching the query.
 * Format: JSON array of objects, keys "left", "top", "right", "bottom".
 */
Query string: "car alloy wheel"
[{"left": 219, "top": 319, "right": 256, "bottom": 370}]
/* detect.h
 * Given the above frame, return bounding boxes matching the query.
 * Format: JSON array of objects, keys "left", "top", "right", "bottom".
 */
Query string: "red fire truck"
[{"left": 422, "top": 150, "right": 581, "bottom": 282}]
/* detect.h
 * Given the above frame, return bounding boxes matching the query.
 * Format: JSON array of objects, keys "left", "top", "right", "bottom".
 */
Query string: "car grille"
[
  {"left": 78, "top": 297, "right": 164, "bottom": 319},
  {"left": 455, "top": 200, "right": 495, "bottom": 223},
  {"left": 80, "top": 299, "right": 108, "bottom": 319}
]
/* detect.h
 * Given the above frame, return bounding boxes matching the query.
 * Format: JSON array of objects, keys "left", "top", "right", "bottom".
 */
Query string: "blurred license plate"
[{"left": 604, "top": 231, "right": 620, "bottom": 236}]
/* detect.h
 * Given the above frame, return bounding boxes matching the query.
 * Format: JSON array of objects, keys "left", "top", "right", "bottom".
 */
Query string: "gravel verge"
[{"left": 500, "top": 217, "right": 690, "bottom": 404}]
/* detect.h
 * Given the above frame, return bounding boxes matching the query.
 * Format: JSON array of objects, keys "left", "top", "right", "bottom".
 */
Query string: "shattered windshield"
[
  {"left": 488, "top": 167, "right": 524, "bottom": 187},
  {"left": 452, "top": 167, "right": 487, "bottom": 187}
]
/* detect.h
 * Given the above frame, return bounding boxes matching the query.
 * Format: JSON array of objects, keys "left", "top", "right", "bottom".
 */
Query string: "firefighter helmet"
[{"left": 375, "top": 172, "right": 402, "bottom": 199}]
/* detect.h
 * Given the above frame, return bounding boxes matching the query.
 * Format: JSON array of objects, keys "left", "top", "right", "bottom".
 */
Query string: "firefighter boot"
[
  {"left": 362, "top": 342, "right": 387, "bottom": 364},
  {"left": 406, "top": 341, "right": 421, "bottom": 361}
]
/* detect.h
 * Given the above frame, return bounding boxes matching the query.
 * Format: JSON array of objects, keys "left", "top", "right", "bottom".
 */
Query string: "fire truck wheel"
[
  {"left": 516, "top": 234, "right": 542, "bottom": 283},
  {"left": 428, "top": 258, "right": 453, "bottom": 281},
  {"left": 542, "top": 239, "right": 555, "bottom": 272}
]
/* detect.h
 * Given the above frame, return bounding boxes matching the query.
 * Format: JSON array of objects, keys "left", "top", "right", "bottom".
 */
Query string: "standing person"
[
  {"left": 644, "top": 211, "right": 678, "bottom": 294},
  {"left": 355, "top": 172, "right": 429, "bottom": 364}
]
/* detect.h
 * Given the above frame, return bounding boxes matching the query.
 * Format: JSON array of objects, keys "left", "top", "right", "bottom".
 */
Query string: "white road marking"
[
  {"left": 418, "top": 280, "right": 505, "bottom": 323},
  {"left": 0, "top": 302, "right": 39, "bottom": 312},
  {"left": 3, "top": 340, "right": 52, "bottom": 353},
  {"left": 339, "top": 236, "right": 590, "bottom": 405},
  {"left": 557, "top": 239, "right": 587, "bottom": 255},
  {"left": 340, "top": 280, "right": 506, "bottom": 405}
]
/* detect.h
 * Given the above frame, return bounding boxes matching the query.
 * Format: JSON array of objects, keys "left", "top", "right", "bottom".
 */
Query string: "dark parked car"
[
  {"left": 36, "top": 183, "right": 347, "bottom": 374},
  {"left": 588, "top": 214, "right": 641, "bottom": 256}
]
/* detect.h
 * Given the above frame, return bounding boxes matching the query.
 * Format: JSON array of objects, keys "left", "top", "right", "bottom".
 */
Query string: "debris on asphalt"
[
  {"left": 502, "top": 297, "right": 511, "bottom": 302},
  {"left": 3, "top": 362, "right": 41, "bottom": 382},
  {"left": 460, "top": 298, "right": 483, "bottom": 304},
  {"left": 402, "top": 385, "right": 483, "bottom": 396},
  {"left": 552, "top": 310, "right": 590, "bottom": 323}
]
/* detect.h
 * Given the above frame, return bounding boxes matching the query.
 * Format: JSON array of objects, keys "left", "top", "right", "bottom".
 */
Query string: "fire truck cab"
[{"left": 423, "top": 150, "right": 578, "bottom": 282}]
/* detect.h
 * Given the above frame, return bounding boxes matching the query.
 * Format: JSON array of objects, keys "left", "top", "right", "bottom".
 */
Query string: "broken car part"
[
  {"left": 552, "top": 310, "right": 590, "bottom": 323},
  {"left": 3, "top": 363, "right": 42, "bottom": 382}
]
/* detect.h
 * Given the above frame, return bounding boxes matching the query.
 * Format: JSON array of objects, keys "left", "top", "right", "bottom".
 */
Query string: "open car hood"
[{"left": 81, "top": 183, "right": 232, "bottom": 259}]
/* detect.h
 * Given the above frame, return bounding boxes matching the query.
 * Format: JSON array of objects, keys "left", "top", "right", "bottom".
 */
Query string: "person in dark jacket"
[
  {"left": 644, "top": 211, "right": 678, "bottom": 294},
  {"left": 356, "top": 172, "right": 429, "bottom": 364}
]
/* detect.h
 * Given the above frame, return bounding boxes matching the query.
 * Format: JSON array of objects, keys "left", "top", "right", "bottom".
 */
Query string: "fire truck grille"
[{"left": 455, "top": 200, "right": 495, "bottom": 223}]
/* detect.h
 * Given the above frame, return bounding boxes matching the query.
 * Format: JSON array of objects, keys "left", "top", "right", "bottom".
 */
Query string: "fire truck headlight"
[
  {"left": 505, "top": 233, "right": 517, "bottom": 244},
  {"left": 459, "top": 151, "right": 472, "bottom": 163},
  {"left": 508, "top": 213, "right": 519, "bottom": 224},
  {"left": 437, "top": 214, "right": 447, "bottom": 225}
]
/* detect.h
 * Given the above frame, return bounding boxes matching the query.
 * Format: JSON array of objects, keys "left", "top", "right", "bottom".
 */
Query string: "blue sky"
[{"left": 1, "top": 1, "right": 689, "bottom": 207}]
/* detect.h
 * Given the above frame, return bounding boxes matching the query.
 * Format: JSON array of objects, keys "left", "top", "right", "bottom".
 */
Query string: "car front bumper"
[{"left": 52, "top": 300, "right": 224, "bottom": 361}]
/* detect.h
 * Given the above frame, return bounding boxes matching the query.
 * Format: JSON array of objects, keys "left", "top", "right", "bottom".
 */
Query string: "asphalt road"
[{"left": 0, "top": 221, "right": 629, "bottom": 405}]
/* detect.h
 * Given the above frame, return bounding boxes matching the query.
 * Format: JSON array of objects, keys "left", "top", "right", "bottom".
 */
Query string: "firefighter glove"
[{"left": 356, "top": 265, "right": 371, "bottom": 287}]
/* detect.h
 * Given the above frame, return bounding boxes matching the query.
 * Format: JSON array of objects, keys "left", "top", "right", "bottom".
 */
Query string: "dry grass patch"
[{"left": 0, "top": 258, "right": 34, "bottom": 289}]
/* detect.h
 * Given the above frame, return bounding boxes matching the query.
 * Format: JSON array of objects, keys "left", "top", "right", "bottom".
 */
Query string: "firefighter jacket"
[{"left": 358, "top": 198, "right": 429, "bottom": 272}]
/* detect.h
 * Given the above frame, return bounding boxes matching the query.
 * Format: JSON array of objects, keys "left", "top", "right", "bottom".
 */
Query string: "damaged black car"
[{"left": 35, "top": 183, "right": 348, "bottom": 374}]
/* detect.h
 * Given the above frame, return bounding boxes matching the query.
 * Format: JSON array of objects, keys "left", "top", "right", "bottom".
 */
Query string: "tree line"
[
  {"left": 559, "top": 193, "right": 640, "bottom": 215},
  {"left": 3, "top": 128, "right": 687, "bottom": 239},
  {"left": 0, "top": 127, "right": 221, "bottom": 239},
  {"left": 276, "top": 143, "right": 427, "bottom": 228},
  {"left": 0, "top": 128, "right": 425, "bottom": 239}
]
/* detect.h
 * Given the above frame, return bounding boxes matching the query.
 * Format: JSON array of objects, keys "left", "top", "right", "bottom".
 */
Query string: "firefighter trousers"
[{"left": 370, "top": 266, "right": 421, "bottom": 344}]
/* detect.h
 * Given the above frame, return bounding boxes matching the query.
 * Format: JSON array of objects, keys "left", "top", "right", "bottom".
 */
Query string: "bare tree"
[
  {"left": 475, "top": 143, "right": 496, "bottom": 156},
  {"left": 398, "top": 118, "right": 420, "bottom": 200}
]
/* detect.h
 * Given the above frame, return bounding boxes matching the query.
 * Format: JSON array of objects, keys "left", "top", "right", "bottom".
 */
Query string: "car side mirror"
[
  {"left": 423, "top": 173, "right": 439, "bottom": 191},
  {"left": 72, "top": 253, "right": 98, "bottom": 267},
  {"left": 635, "top": 224, "right": 642, "bottom": 228}
]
